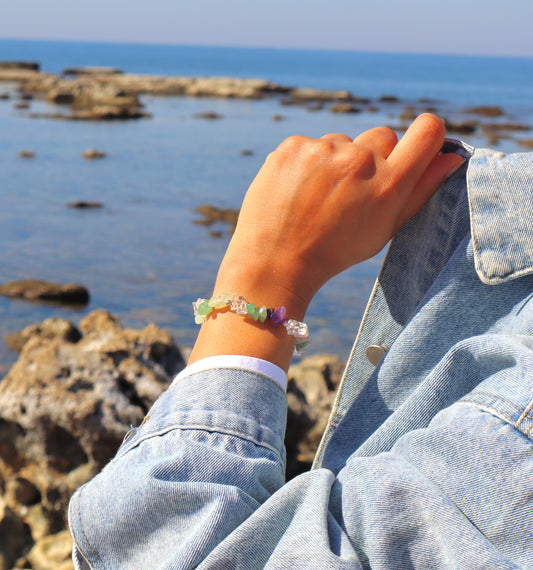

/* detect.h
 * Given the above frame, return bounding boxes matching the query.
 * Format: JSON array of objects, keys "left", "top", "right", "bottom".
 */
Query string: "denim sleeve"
[{"left": 68, "top": 368, "right": 288, "bottom": 569}]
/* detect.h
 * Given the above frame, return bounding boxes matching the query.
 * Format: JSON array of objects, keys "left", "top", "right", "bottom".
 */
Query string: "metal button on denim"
[{"left": 365, "top": 344, "right": 388, "bottom": 365}]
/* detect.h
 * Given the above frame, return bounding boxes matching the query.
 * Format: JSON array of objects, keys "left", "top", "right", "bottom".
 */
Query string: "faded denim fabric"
[{"left": 69, "top": 142, "right": 533, "bottom": 569}]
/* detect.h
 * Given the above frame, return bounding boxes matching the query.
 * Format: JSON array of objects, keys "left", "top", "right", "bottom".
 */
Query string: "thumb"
[{"left": 395, "top": 152, "right": 466, "bottom": 231}]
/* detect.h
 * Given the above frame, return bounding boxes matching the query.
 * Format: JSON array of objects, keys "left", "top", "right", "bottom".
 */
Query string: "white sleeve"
[{"left": 170, "top": 354, "right": 288, "bottom": 392}]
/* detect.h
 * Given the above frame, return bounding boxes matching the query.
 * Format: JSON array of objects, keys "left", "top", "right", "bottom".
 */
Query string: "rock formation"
[
  {"left": 0, "top": 309, "right": 343, "bottom": 567},
  {"left": 0, "top": 280, "right": 90, "bottom": 306},
  {"left": 0, "top": 310, "right": 186, "bottom": 568}
]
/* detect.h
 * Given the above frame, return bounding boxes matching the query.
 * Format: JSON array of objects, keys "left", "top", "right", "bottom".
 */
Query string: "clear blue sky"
[{"left": 2, "top": 0, "right": 532, "bottom": 57}]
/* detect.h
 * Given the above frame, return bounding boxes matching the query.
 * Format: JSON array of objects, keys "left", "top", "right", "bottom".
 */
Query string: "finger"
[
  {"left": 321, "top": 133, "right": 353, "bottom": 143},
  {"left": 353, "top": 126, "right": 398, "bottom": 158},
  {"left": 387, "top": 114, "right": 445, "bottom": 182},
  {"left": 393, "top": 152, "right": 466, "bottom": 232}
]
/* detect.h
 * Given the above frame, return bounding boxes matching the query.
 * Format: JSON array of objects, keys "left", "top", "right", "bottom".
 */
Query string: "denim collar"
[{"left": 467, "top": 147, "right": 533, "bottom": 284}]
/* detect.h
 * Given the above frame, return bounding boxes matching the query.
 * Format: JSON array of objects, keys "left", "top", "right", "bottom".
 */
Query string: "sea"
[{"left": 1, "top": 38, "right": 533, "bottom": 375}]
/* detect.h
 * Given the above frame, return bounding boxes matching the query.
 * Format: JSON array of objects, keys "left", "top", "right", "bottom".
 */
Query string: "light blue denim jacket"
[{"left": 69, "top": 142, "right": 533, "bottom": 569}]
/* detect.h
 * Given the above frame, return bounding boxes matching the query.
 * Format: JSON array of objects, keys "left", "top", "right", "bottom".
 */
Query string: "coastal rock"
[
  {"left": 4, "top": 317, "right": 82, "bottom": 353},
  {"left": 0, "top": 305, "right": 342, "bottom": 558},
  {"left": 46, "top": 81, "right": 140, "bottom": 110},
  {"left": 517, "top": 139, "right": 533, "bottom": 148},
  {"left": 442, "top": 119, "right": 477, "bottom": 135},
  {"left": 0, "top": 280, "right": 90, "bottom": 306},
  {"left": 82, "top": 149, "right": 106, "bottom": 159},
  {"left": 378, "top": 95, "right": 400, "bottom": 103},
  {"left": 193, "top": 111, "right": 223, "bottom": 120},
  {"left": 285, "top": 354, "right": 345, "bottom": 478},
  {"left": 0, "top": 499, "right": 32, "bottom": 570},
  {"left": 66, "top": 200, "right": 104, "bottom": 209},
  {"left": 17, "top": 72, "right": 287, "bottom": 101},
  {"left": 329, "top": 102, "right": 361, "bottom": 114},
  {"left": 400, "top": 105, "right": 418, "bottom": 121},
  {"left": 464, "top": 105, "right": 504, "bottom": 117},
  {"left": 482, "top": 122, "right": 531, "bottom": 133},
  {"left": 18, "top": 150, "right": 36, "bottom": 158},
  {"left": 63, "top": 66, "right": 123, "bottom": 76},
  {"left": 0, "top": 310, "right": 186, "bottom": 563},
  {"left": 0, "top": 61, "right": 40, "bottom": 71},
  {"left": 193, "top": 204, "right": 239, "bottom": 234},
  {"left": 289, "top": 87, "right": 352, "bottom": 102},
  {"left": 24, "top": 530, "right": 74, "bottom": 570},
  {"left": 28, "top": 106, "right": 151, "bottom": 121}
]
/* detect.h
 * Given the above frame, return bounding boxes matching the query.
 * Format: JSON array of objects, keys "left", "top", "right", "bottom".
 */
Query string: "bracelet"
[{"left": 192, "top": 293, "right": 310, "bottom": 354}]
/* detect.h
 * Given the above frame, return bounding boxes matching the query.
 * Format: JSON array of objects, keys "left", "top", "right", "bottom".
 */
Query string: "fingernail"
[{"left": 445, "top": 157, "right": 466, "bottom": 178}]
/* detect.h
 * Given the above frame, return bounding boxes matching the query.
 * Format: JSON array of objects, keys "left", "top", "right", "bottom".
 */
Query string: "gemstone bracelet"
[{"left": 193, "top": 293, "right": 309, "bottom": 354}]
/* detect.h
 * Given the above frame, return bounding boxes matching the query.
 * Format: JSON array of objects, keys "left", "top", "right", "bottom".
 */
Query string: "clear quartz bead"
[
  {"left": 231, "top": 294, "right": 248, "bottom": 315},
  {"left": 284, "top": 319, "right": 309, "bottom": 342},
  {"left": 192, "top": 298, "right": 206, "bottom": 316}
]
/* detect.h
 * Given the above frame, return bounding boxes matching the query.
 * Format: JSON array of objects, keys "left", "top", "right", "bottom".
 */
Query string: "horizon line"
[{"left": 1, "top": 36, "right": 532, "bottom": 61}]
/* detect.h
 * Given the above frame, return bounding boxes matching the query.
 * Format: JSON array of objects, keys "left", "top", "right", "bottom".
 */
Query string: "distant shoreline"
[{"left": 1, "top": 61, "right": 532, "bottom": 148}]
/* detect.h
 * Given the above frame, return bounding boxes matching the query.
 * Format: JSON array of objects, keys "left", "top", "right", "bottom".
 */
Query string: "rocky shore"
[
  {"left": 1, "top": 61, "right": 532, "bottom": 146},
  {"left": 0, "top": 309, "right": 343, "bottom": 569}
]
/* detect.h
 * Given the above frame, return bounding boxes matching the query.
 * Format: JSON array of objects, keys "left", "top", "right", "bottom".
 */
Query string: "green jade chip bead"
[
  {"left": 198, "top": 300, "right": 213, "bottom": 316},
  {"left": 295, "top": 341, "right": 309, "bottom": 351},
  {"left": 258, "top": 305, "right": 268, "bottom": 323},
  {"left": 246, "top": 303, "right": 259, "bottom": 320}
]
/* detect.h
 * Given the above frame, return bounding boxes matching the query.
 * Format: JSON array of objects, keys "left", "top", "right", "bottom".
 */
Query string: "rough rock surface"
[
  {"left": 0, "top": 280, "right": 90, "bottom": 306},
  {"left": 0, "top": 308, "right": 343, "bottom": 566},
  {"left": 285, "top": 354, "right": 345, "bottom": 478},
  {"left": 0, "top": 310, "right": 186, "bottom": 567}
]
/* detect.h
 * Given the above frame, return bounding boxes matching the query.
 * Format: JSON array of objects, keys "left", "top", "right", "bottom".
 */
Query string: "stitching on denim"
[
  {"left": 459, "top": 397, "right": 533, "bottom": 438},
  {"left": 517, "top": 398, "right": 533, "bottom": 429},
  {"left": 461, "top": 391, "right": 525, "bottom": 415},
  {"left": 114, "top": 422, "right": 284, "bottom": 462},
  {"left": 75, "top": 484, "right": 106, "bottom": 569},
  {"left": 459, "top": 400, "right": 517, "bottom": 429},
  {"left": 312, "top": 273, "right": 382, "bottom": 468}
]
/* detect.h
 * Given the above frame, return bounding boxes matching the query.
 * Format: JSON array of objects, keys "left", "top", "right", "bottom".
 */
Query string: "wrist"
[{"left": 214, "top": 250, "right": 314, "bottom": 322}]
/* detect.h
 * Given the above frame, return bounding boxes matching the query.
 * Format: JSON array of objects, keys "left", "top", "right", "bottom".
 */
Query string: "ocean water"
[{"left": 1, "top": 39, "right": 533, "bottom": 374}]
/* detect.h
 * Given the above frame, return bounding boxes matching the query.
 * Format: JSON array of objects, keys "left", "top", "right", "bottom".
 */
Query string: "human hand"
[
  {"left": 190, "top": 114, "right": 464, "bottom": 369},
  {"left": 218, "top": 114, "right": 465, "bottom": 315}
]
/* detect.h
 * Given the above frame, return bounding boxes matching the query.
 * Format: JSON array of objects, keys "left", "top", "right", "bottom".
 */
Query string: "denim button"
[{"left": 366, "top": 344, "right": 388, "bottom": 366}]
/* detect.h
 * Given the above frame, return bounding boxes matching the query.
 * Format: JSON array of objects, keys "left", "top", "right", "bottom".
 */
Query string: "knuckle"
[{"left": 277, "top": 135, "right": 307, "bottom": 154}]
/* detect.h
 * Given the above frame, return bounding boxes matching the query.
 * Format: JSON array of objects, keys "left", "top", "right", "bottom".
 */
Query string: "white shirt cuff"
[{"left": 171, "top": 355, "right": 288, "bottom": 392}]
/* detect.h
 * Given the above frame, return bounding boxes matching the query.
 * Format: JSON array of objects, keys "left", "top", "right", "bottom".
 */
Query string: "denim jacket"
[{"left": 69, "top": 142, "right": 533, "bottom": 569}]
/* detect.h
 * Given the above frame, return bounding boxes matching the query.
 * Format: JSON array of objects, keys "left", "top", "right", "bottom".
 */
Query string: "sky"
[{"left": 2, "top": 0, "right": 533, "bottom": 58}]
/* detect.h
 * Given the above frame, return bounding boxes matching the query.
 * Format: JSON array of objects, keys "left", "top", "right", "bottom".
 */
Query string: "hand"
[
  {"left": 220, "top": 113, "right": 464, "bottom": 312},
  {"left": 190, "top": 114, "right": 465, "bottom": 369}
]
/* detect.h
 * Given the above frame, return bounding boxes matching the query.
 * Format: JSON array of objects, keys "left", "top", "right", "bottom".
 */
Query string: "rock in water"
[
  {"left": 66, "top": 200, "right": 104, "bottom": 209},
  {"left": 82, "top": 149, "right": 106, "bottom": 159},
  {"left": 0, "top": 279, "right": 90, "bottom": 305},
  {"left": 18, "top": 150, "right": 36, "bottom": 158}
]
